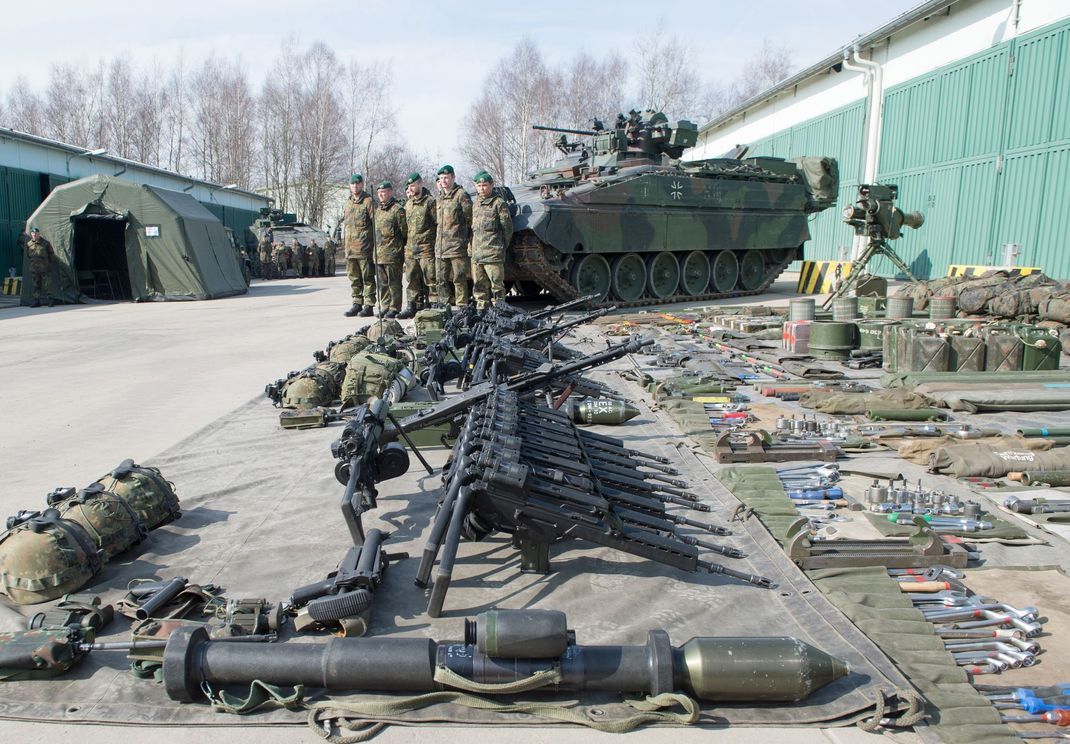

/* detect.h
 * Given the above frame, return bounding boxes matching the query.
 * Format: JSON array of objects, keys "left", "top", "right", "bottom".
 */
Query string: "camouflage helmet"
[
  {"left": 314, "top": 361, "right": 347, "bottom": 390},
  {"left": 52, "top": 483, "right": 147, "bottom": 561},
  {"left": 0, "top": 509, "right": 103, "bottom": 605},
  {"left": 366, "top": 319, "right": 405, "bottom": 342},
  {"left": 95, "top": 459, "right": 181, "bottom": 530},
  {"left": 328, "top": 334, "right": 372, "bottom": 364},
  {"left": 282, "top": 369, "right": 337, "bottom": 409}
]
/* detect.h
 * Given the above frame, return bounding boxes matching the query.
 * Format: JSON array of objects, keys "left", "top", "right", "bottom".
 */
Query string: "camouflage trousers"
[
  {"left": 30, "top": 268, "right": 52, "bottom": 300},
  {"left": 404, "top": 254, "right": 436, "bottom": 308},
  {"left": 436, "top": 256, "right": 471, "bottom": 307},
  {"left": 325, "top": 249, "right": 337, "bottom": 276},
  {"left": 346, "top": 256, "right": 376, "bottom": 306},
  {"left": 376, "top": 262, "right": 403, "bottom": 311},
  {"left": 258, "top": 251, "right": 273, "bottom": 278},
  {"left": 472, "top": 261, "right": 506, "bottom": 310}
]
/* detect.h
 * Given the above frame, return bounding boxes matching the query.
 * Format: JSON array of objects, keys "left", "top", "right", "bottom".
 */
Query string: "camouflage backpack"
[
  {"left": 366, "top": 319, "right": 405, "bottom": 342},
  {"left": 413, "top": 308, "right": 449, "bottom": 339},
  {"left": 282, "top": 365, "right": 341, "bottom": 409},
  {"left": 95, "top": 459, "right": 181, "bottom": 530},
  {"left": 314, "top": 361, "right": 347, "bottom": 390},
  {"left": 329, "top": 334, "right": 372, "bottom": 364},
  {"left": 340, "top": 351, "right": 405, "bottom": 405},
  {"left": 0, "top": 509, "right": 103, "bottom": 605},
  {"left": 50, "top": 484, "right": 147, "bottom": 561}
]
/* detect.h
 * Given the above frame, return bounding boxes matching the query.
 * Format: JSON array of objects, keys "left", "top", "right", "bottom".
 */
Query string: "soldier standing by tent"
[
  {"left": 470, "top": 171, "right": 512, "bottom": 310},
  {"left": 373, "top": 180, "right": 406, "bottom": 318},
  {"left": 434, "top": 165, "right": 472, "bottom": 310},
  {"left": 399, "top": 172, "right": 436, "bottom": 318},
  {"left": 343, "top": 174, "right": 376, "bottom": 317},
  {"left": 25, "top": 227, "right": 55, "bottom": 308},
  {"left": 258, "top": 229, "right": 274, "bottom": 279}
]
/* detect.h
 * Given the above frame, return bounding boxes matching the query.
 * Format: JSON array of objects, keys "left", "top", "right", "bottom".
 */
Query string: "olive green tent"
[{"left": 20, "top": 175, "right": 247, "bottom": 304}]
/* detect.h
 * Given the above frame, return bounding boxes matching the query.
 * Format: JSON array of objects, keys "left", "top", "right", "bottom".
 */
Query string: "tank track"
[{"left": 512, "top": 233, "right": 797, "bottom": 309}]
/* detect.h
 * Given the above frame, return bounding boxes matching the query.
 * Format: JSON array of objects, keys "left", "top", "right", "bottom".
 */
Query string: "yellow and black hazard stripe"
[
  {"left": 797, "top": 260, "right": 853, "bottom": 294},
  {"left": 1, "top": 277, "right": 21, "bottom": 295},
  {"left": 946, "top": 265, "right": 1041, "bottom": 278}
]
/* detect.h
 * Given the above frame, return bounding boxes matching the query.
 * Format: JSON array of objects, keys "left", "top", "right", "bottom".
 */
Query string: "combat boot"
[
  {"left": 31, "top": 299, "right": 40, "bottom": 308},
  {"left": 397, "top": 305, "right": 416, "bottom": 319},
  {"left": 344, "top": 304, "right": 361, "bottom": 317},
  {"left": 359, "top": 305, "right": 373, "bottom": 317},
  {"left": 385, "top": 310, "right": 398, "bottom": 319}
]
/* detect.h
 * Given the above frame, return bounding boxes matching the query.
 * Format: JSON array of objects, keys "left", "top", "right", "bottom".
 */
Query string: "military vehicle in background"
[
  {"left": 249, "top": 208, "right": 329, "bottom": 250},
  {"left": 505, "top": 109, "right": 839, "bottom": 306}
]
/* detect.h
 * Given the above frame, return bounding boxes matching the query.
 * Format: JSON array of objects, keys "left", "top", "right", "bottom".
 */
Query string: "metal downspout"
[{"left": 842, "top": 46, "right": 885, "bottom": 259}]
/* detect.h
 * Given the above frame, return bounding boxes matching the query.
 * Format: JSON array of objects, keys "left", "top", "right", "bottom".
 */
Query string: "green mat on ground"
[{"left": 715, "top": 467, "right": 1020, "bottom": 744}]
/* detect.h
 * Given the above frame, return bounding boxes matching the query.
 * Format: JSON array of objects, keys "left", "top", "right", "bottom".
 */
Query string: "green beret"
[
  {"left": 406, "top": 172, "right": 421, "bottom": 185},
  {"left": 473, "top": 171, "right": 493, "bottom": 184},
  {"left": 349, "top": 173, "right": 363, "bottom": 184},
  {"left": 436, "top": 164, "right": 455, "bottom": 176},
  {"left": 30, "top": 226, "right": 39, "bottom": 233},
  {"left": 377, "top": 180, "right": 393, "bottom": 190}
]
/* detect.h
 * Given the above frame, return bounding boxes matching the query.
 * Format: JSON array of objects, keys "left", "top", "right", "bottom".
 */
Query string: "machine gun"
[
  {"left": 287, "top": 528, "right": 402, "bottom": 635},
  {"left": 377, "top": 335, "right": 652, "bottom": 445},
  {"left": 824, "top": 183, "right": 925, "bottom": 308},
  {"left": 416, "top": 389, "right": 773, "bottom": 617}
]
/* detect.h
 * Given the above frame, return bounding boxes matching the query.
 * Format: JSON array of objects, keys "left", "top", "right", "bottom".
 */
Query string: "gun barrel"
[{"left": 532, "top": 125, "right": 597, "bottom": 136}]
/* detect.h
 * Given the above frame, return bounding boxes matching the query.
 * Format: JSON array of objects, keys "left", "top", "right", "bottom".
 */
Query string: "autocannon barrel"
[{"left": 532, "top": 124, "right": 598, "bottom": 136}]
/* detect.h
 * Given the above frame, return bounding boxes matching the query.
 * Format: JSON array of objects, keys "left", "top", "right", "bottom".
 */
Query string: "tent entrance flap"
[{"left": 73, "top": 214, "right": 130, "bottom": 300}]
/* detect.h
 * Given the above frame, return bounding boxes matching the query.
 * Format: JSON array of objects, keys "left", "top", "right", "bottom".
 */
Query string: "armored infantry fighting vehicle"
[
  {"left": 505, "top": 110, "right": 839, "bottom": 306},
  {"left": 249, "top": 208, "right": 329, "bottom": 250}
]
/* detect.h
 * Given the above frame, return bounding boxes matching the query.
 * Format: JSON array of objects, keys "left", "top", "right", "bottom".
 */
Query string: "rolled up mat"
[{"left": 867, "top": 408, "right": 949, "bottom": 421}]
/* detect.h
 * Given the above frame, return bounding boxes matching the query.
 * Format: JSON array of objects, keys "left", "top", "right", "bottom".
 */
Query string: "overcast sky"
[{"left": 2, "top": 0, "right": 920, "bottom": 164}]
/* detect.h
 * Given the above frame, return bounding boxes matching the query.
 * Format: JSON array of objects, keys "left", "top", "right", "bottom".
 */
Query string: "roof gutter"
[{"left": 698, "top": 0, "right": 958, "bottom": 135}]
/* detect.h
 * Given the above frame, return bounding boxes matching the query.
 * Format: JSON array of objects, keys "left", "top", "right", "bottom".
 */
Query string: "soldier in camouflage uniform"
[
  {"left": 273, "top": 241, "right": 291, "bottom": 278},
  {"left": 257, "top": 229, "right": 274, "bottom": 279},
  {"left": 434, "top": 164, "right": 473, "bottom": 309},
  {"left": 373, "top": 181, "right": 406, "bottom": 318},
  {"left": 470, "top": 171, "right": 513, "bottom": 310},
  {"left": 343, "top": 174, "right": 376, "bottom": 317},
  {"left": 324, "top": 234, "right": 338, "bottom": 276},
  {"left": 295, "top": 240, "right": 311, "bottom": 277},
  {"left": 310, "top": 239, "right": 324, "bottom": 277},
  {"left": 399, "top": 172, "right": 436, "bottom": 319},
  {"left": 25, "top": 227, "right": 55, "bottom": 308}
]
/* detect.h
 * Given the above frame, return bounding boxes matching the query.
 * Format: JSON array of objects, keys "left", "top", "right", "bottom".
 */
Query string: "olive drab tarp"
[{"left": 19, "top": 175, "right": 247, "bottom": 304}]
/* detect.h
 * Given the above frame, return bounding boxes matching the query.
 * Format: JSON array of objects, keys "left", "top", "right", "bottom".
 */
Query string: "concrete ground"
[{"left": 0, "top": 273, "right": 919, "bottom": 743}]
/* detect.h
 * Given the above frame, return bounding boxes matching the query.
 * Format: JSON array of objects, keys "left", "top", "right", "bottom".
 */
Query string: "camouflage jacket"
[
  {"left": 373, "top": 198, "right": 407, "bottom": 264},
  {"left": 26, "top": 236, "right": 54, "bottom": 271},
  {"left": 405, "top": 189, "right": 436, "bottom": 258},
  {"left": 435, "top": 185, "right": 472, "bottom": 259},
  {"left": 343, "top": 192, "right": 375, "bottom": 257},
  {"left": 257, "top": 237, "right": 272, "bottom": 255},
  {"left": 471, "top": 194, "right": 513, "bottom": 264}
]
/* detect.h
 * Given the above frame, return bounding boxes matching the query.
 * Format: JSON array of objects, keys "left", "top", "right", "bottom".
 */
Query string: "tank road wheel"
[
  {"left": 679, "top": 251, "right": 711, "bottom": 296},
  {"left": 570, "top": 254, "right": 611, "bottom": 303},
  {"left": 711, "top": 251, "right": 739, "bottom": 293},
  {"left": 646, "top": 252, "right": 680, "bottom": 300},
  {"left": 739, "top": 250, "right": 766, "bottom": 291},
  {"left": 610, "top": 253, "right": 647, "bottom": 302}
]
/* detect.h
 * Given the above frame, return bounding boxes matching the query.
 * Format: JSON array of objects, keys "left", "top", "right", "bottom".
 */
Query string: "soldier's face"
[
  {"left": 475, "top": 181, "right": 493, "bottom": 198},
  {"left": 438, "top": 173, "right": 455, "bottom": 191},
  {"left": 377, "top": 187, "right": 392, "bottom": 203},
  {"left": 349, "top": 182, "right": 363, "bottom": 196},
  {"left": 407, "top": 181, "right": 420, "bottom": 198}
]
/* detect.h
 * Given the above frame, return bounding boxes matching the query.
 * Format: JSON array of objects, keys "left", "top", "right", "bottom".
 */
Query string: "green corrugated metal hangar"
[
  {"left": 688, "top": 0, "right": 1070, "bottom": 280},
  {"left": 0, "top": 128, "right": 270, "bottom": 283}
]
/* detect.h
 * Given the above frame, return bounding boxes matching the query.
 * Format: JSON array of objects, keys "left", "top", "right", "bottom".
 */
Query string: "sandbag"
[{"left": 929, "top": 443, "right": 1070, "bottom": 477}]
